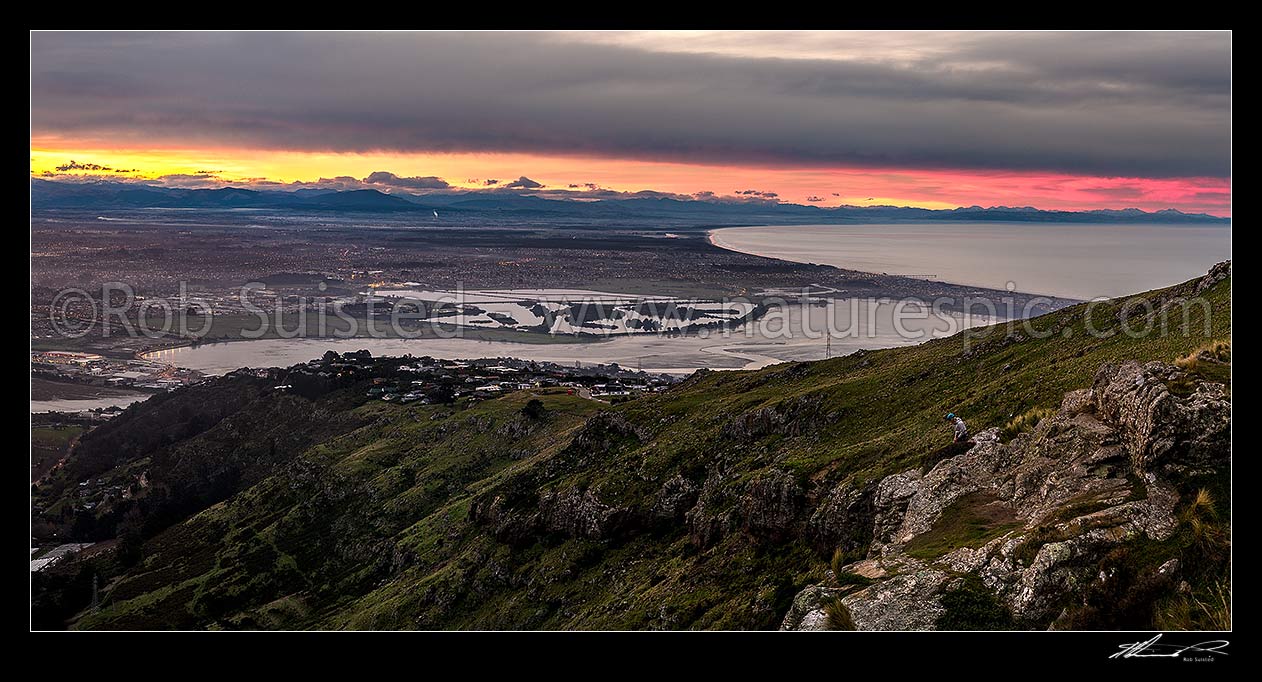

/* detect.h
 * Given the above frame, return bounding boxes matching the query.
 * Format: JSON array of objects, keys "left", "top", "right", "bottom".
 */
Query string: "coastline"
[{"left": 706, "top": 223, "right": 1230, "bottom": 301}]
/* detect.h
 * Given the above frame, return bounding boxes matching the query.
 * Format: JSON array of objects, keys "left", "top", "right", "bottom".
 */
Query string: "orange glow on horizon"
[{"left": 30, "top": 141, "right": 1231, "bottom": 217}]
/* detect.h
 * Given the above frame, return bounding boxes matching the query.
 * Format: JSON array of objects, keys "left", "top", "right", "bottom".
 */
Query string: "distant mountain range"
[{"left": 30, "top": 178, "right": 1230, "bottom": 224}]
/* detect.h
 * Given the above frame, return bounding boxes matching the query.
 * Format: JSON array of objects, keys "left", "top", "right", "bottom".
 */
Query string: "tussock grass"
[
  {"left": 829, "top": 548, "right": 848, "bottom": 579},
  {"left": 1000, "top": 407, "right": 1056, "bottom": 443},
  {"left": 1173, "top": 339, "right": 1231, "bottom": 392},
  {"left": 1156, "top": 579, "right": 1231, "bottom": 631},
  {"left": 1183, "top": 488, "right": 1229, "bottom": 559},
  {"left": 830, "top": 548, "right": 874, "bottom": 588},
  {"left": 823, "top": 597, "right": 856, "bottom": 631},
  {"left": 1175, "top": 339, "right": 1231, "bottom": 371}
]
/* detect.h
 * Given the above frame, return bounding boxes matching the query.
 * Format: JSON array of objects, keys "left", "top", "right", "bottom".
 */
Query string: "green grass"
[
  {"left": 32, "top": 425, "right": 84, "bottom": 447},
  {"left": 905, "top": 492, "right": 1023, "bottom": 560}
]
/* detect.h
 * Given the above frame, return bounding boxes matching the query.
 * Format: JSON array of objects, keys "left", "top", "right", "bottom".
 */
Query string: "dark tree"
[
  {"left": 521, "top": 399, "right": 547, "bottom": 420},
  {"left": 116, "top": 507, "right": 145, "bottom": 567}
]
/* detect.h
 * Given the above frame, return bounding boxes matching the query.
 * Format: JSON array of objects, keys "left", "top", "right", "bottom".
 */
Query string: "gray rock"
[
  {"left": 651, "top": 474, "right": 698, "bottom": 523},
  {"left": 871, "top": 469, "right": 922, "bottom": 549},
  {"left": 779, "top": 585, "right": 846, "bottom": 630},
  {"left": 1061, "top": 389, "right": 1095, "bottom": 415},
  {"left": 805, "top": 481, "right": 875, "bottom": 556},
  {"left": 1092, "top": 361, "right": 1230, "bottom": 475},
  {"left": 739, "top": 469, "right": 805, "bottom": 542},
  {"left": 1195, "top": 260, "right": 1231, "bottom": 294},
  {"left": 538, "top": 488, "right": 616, "bottom": 540},
  {"left": 843, "top": 564, "right": 949, "bottom": 630}
]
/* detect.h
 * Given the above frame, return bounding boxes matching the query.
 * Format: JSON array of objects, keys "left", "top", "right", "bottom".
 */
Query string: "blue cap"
[{"left": 945, "top": 413, "right": 955, "bottom": 420}]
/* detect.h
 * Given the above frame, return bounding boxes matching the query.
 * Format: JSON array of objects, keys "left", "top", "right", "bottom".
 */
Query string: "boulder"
[{"left": 779, "top": 585, "right": 846, "bottom": 631}]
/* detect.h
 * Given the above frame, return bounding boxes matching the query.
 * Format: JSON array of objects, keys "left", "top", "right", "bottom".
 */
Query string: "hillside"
[{"left": 31, "top": 264, "right": 1231, "bottom": 630}]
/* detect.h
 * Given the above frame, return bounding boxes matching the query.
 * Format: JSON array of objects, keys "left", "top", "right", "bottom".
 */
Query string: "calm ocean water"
[{"left": 710, "top": 222, "right": 1231, "bottom": 300}]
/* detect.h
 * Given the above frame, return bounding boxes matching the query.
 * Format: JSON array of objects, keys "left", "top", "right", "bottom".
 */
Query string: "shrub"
[
  {"left": 520, "top": 399, "right": 547, "bottom": 420},
  {"left": 935, "top": 574, "right": 1013, "bottom": 630}
]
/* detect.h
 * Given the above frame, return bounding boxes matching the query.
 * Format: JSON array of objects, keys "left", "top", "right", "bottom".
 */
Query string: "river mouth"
[
  {"left": 709, "top": 222, "right": 1231, "bottom": 300},
  {"left": 143, "top": 297, "right": 996, "bottom": 375}
]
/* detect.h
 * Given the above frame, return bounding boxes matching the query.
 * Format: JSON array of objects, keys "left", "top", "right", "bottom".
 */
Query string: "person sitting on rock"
[{"left": 945, "top": 413, "right": 968, "bottom": 443}]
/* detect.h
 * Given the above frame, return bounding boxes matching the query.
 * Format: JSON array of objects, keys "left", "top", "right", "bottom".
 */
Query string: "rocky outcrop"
[
  {"left": 685, "top": 467, "right": 737, "bottom": 548},
  {"left": 739, "top": 470, "right": 805, "bottom": 542},
  {"left": 871, "top": 470, "right": 923, "bottom": 546},
  {"left": 805, "top": 481, "right": 875, "bottom": 555},
  {"left": 1195, "top": 260, "right": 1231, "bottom": 294},
  {"left": 539, "top": 488, "right": 618, "bottom": 540},
  {"left": 1092, "top": 361, "right": 1230, "bottom": 476},
  {"left": 473, "top": 485, "right": 645, "bottom": 545},
  {"left": 722, "top": 394, "right": 838, "bottom": 441},
  {"left": 843, "top": 561, "right": 950, "bottom": 630},
  {"left": 651, "top": 475, "right": 699, "bottom": 524},
  {"left": 783, "top": 360, "right": 1230, "bottom": 630},
  {"left": 568, "top": 412, "right": 647, "bottom": 458}
]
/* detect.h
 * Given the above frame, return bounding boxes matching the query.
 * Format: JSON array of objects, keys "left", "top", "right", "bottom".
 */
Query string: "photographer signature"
[{"left": 1111, "top": 634, "right": 1229, "bottom": 659}]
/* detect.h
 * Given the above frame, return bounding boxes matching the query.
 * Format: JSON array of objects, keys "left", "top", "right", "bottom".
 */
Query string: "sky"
[{"left": 30, "top": 31, "right": 1232, "bottom": 216}]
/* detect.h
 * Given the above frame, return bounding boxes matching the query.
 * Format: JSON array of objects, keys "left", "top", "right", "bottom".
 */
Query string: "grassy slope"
[
  {"left": 31, "top": 424, "right": 84, "bottom": 481},
  {"left": 74, "top": 273, "right": 1230, "bottom": 630}
]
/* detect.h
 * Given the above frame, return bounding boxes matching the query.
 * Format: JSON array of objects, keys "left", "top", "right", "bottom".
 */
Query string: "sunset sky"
[{"left": 30, "top": 31, "right": 1232, "bottom": 216}]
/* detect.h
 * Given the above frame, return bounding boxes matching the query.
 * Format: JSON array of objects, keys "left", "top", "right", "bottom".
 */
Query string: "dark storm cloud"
[
  {"left": 504, "top": 176, "right": 544, "bottom": 189},
  {"left": 29, "top": 31, "right": 1231, "bottom": 177},
  {"left": 363, "top": 171, "right": 451, "bottom": 190}
]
